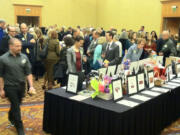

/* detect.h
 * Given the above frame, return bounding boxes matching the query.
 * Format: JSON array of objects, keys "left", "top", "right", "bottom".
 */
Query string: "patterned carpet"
[
  {"left": 0, "top": 78, "right": 180, "bottom": 135},
  {"left": 0, "top": 105, "right": 50, "bottom": 135},
  {"left": 0, "top": 78, "right": 59, "bottom": 107}
]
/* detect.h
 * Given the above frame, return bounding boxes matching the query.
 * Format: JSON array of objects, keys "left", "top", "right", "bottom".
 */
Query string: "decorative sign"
[
  {"left": 66, "top": 73, "right": 79, "bottom": 94},
  {"left": 107, "top": 65, "right": 116, "bottom": 76},
  {"left": 137, "top": 73, "right": 145, "bottom": 91},
  {"left": 112, "top": 79, "right": 123, "bottom": 101},
  {"left": 148, "top": 71, "right": 154, "bottom": 88},
  {"left": 127, "top": 75, "right": 138, "bottom": 95}
]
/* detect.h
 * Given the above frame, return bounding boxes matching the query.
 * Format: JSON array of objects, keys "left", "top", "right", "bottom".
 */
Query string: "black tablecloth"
[{"left": 43, "top": 85, "right": 180, "bottom": 135}]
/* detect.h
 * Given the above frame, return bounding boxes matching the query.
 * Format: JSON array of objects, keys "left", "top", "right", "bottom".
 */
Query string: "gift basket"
[{"left": 90, "top": 75, "right": 113, "bottom": 100}]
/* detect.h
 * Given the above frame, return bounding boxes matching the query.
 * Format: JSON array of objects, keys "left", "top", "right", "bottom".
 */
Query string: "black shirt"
[{"left": 0, "top": 51, "right": 32, "bottom": 86}]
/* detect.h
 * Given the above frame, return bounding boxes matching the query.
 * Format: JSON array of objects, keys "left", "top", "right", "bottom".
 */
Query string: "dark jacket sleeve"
[
  {"left": 0, "top": 35, "right": 9, "bottom": 53},
  {"left": 16, "top": 33, "right": 35, "bottom": 49},
  {"left": 109, "top": 45, "right": 120, "bottom": 65}
]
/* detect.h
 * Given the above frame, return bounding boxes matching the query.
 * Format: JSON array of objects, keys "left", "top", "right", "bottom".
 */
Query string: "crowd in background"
[{"left": 0, "top": 19, "right": 180, "bottom": 90}]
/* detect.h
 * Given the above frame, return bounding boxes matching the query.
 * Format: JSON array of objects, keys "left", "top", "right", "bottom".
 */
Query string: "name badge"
[
  {"left": 164, "top": 44, "right": 168, "bottom": 48},
  {"left": 22, "top": 59, "right": 26, "bottom": 64}
]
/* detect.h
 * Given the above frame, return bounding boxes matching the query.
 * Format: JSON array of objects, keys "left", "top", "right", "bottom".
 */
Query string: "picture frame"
[
  {"left": 156, "top": 56, "right": 163, "bottom": 65},
  {"left": 166, "top": 64, "right": 173, "bottom": 81},
  {"left": 116, "top": 64, "right": 123, "bottom": 75},
  {"left": 129, "top": 61, "right": 139, "bottom": 74},
  {"left": 107, "top": 65, "right": 117, "bottom": 76},
  {"left": 148, "top": 70, "right": 154, "bottom": 89},
  {"left": 137, "top": 72, "right": 145, "bottom": 91},
  {"left": 127, "top": 75, "right": 138, "bottom": 96},
  {"left": 66, "top": 73, "right": 79, "bottom": 94},
  {"left": 176, "top": 63, "right": 180, "bottom": 77},
  {"left": 112, "top": 78, "right": 123, "bottom": 102},
  {"left": 98, "top": 67, "right": 107, "bottom": 77}
]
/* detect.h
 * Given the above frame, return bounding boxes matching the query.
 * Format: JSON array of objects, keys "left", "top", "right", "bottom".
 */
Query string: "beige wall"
[
  {"left": 0, "top": 0, "right": 162, "bottom": 34},
  {"left": 96, "top": 0, "right": 162, "bottom": 34},
  {"left": 1, "top": 0, "right": 97, "bottom": 27}
]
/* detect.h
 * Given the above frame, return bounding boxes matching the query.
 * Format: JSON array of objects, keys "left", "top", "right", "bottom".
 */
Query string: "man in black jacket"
[
  {"left": 102, "top": 31, "right": 120, "bottom": 67},
  {"left": 0, "top": 26, "right": 16, "bottom": 56}
]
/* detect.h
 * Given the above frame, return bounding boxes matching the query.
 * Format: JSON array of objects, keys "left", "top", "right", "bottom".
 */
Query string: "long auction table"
[{"left": 43, "top": 81, "right": 180, "bottom": 135}]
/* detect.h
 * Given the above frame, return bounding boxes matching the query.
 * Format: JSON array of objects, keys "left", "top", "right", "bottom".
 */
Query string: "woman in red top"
[
  {"left": 67, "top": 36, "right": 87, "bottom": 73},
  {"left": 144, "top": 35, "right": 157, "bottom": 54}
]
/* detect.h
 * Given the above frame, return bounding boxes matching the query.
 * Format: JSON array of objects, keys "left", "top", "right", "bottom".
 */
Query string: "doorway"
[
  {"left": 162, "top": 17, "right": 180, "bottom": 35},
  {"left": 17, "top": 16, "right": 40, "bottom": 27}
]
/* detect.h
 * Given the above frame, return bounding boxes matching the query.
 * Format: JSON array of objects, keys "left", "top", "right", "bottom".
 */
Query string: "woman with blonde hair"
[
  {"left": 92, "top": 37, "right": 106, "bottom": 70},
  {"left": 34, "top": 28, "right": 45, "bottom": 81},
  {"left": 44, "top": 30, "right": 60, "bottom": 90}
]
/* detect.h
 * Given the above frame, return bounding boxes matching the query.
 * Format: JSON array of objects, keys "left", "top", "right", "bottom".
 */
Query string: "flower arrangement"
[{"left": 91, "top": 75, "right": 113, "bottom": 100}]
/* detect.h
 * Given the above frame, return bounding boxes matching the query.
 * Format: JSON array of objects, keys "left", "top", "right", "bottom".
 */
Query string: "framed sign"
[
  {"left": 116, "top": 64, "right": 123, "bottom": 75},
  {"left": 107, "top": 65, "right": 117, "bottom": 76},
  {"left": 137, "top": 73, "right": 145, "bottom": 91},
  {"left": 112, "top": 78, "right": 123, "bottom": 102},
  {"left": 166, "top": 64, "right": 173, "bottom": 81},
  {"left": 129, "top": 61, "right": 139, "bottom": 74},
  {"left": 98, "top": 67, "right": 107, "bottom": 77},
  {"left": 127, "top": 75, "right": 138, "bottom": 95},
  {"left": 66, "top": 73, "right": 79, "bottom": 94},
  {"left": 176, "top": 63, "right": 180, "bottom": 77},
  {"left": 148, "top": 71, "right": 154, "bottom": 88},
  {"left": 156, "top": 56, "right": 163, "bottom": 65}
]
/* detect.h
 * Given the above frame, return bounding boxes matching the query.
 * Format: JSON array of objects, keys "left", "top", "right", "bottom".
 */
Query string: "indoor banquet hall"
[{"left": 1, "top": 0, "right": 180, "bottom": 135}]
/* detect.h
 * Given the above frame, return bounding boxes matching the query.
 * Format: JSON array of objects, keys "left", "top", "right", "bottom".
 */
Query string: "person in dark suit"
[
  {"left": 16, "top": 23, "right": 36, "bottom": 65},
  {"left": 0, "top": 26, "right": 16, "bottom": 56},
  {"left": 102, "top": 31, "right": 120, "bottom": 67},
  {"left": 58, "top": 26, "right": 65, "bottom": 41}
]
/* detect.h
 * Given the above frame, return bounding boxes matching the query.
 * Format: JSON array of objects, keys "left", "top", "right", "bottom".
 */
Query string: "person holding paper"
[{"left": 123, "top": 38, "right": 146, "bottom": 62}]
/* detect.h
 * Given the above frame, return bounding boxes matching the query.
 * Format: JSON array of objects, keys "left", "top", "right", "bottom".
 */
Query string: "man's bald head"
[
  {"left": 20, "top": 23, "right": 28, "bottom": 34},
  {"left": 162, "top": 30, "right": 170, "bottom": 40}
]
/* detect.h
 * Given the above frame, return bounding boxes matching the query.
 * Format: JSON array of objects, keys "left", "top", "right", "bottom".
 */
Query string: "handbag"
[{"left": 39, "top": 39, "right": 49, "bottom": 59}]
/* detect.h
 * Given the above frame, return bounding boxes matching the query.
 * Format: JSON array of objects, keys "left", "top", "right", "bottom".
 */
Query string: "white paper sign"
[
  {"left": 163, "top": 84, "right": 177, "bottom": 89},
  {"left": 141, "top": 90, "right": 161, "bottom": 96},
  {"left": 116, "top": 99, "right": 139, "bottom": 107},
  {"left": 137, "top": 73, "right": 145, "bottom": 91},
  {"left": 172, "top": 79, "right": 180, "bottom": 83},
  {"left": 69, "top": 95, "right": 89, "bottom": 101},
  {"left": 151, "top": 87, "right": 169, "bottom": 93},
  {"left": 112, "top": 79, "right": 123, "bottom": 101},
  {"left": 167, "top": 82, "right": 180, "bottom": 86},
  {"left": 107, "top": 65, "right": 116, "bottom": 76},
  {"left": 128, "top": 76, "right": 138, "bottom": 95},
  {"left": 67, "top": 74, "right": 78, "bottom": 93},
  {"left": 130, "top": 95, "right": 151, "bottom": 101}
]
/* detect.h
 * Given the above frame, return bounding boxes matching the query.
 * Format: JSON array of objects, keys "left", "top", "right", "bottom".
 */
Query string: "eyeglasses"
[{"left": 9, "top": 31, "right": 16, "bottom": 32}]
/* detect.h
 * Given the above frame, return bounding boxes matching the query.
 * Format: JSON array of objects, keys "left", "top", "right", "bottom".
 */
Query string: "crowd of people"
[
  {"left": 0, "top": 18, "right": 180, "bottom": 135},
  {"left": 0, "top": 20, "right": 180, "bottom": 90}
]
